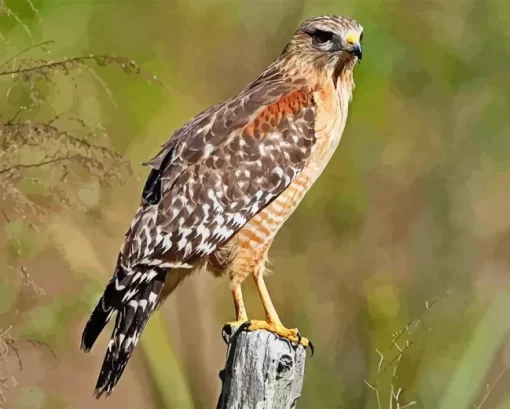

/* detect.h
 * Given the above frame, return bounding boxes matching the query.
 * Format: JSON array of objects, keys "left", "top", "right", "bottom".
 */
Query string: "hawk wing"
[{"left": 123, "top": 76, "right": 316, "bottom": 267}]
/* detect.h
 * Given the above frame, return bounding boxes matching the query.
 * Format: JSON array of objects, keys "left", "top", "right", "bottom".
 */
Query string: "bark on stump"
[{"left": 216, "top": 323, "right": 307, "bottom": 409}]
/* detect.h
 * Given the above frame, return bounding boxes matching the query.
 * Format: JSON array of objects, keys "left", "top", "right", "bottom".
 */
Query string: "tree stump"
[{"left": 216, "top": 322, "right": 307, "bottom": 409}]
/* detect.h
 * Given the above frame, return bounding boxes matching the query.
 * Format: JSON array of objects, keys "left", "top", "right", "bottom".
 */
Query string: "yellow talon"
[
  {"left": 246, "top": 319, "right": 310, "bottom": 349},
  {"left": 226, "top": 319, "right": 250, "bottom": 328}
]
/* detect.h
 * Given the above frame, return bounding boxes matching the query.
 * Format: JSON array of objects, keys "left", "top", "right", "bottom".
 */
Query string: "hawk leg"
[
  {"left": 248, "top": 273, "right": 310, "bottom": 349},
  {"left": 226, "top": 282, "right": 249, "bottom": 326}
]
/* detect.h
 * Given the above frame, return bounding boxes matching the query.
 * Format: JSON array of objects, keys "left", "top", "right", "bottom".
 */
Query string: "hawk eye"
[{"left": 312, "top": 30, "right": 333, "bottom": 45}]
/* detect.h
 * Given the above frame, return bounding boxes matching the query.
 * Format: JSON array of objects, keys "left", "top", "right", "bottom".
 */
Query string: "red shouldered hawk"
[{"left": 81, "top": 15, "right": 363, "bottom": 397}]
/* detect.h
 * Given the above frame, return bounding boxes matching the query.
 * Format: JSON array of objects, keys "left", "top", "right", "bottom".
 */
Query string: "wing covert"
[{"left": 125, "top": 79, "right": 316, "bottom": 266}]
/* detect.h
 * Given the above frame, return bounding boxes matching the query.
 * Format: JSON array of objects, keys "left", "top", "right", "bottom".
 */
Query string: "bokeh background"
[{"left": 2, "top": 0, "right": 510, "bottom": 408}]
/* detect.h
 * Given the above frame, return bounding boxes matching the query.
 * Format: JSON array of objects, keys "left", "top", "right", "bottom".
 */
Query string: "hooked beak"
[
  {"left": 344, "top": 32, "right": 362, "bottom": 61},
  {"left": 348, "top": 43, "right": 362, "bottom": 61}
]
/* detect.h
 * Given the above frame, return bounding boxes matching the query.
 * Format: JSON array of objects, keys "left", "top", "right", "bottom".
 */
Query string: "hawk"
[{"left": 81, "top": 15, "right": 363, "bottom": 397}]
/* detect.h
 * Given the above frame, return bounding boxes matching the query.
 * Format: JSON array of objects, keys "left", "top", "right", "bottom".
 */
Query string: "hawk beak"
[{"left": 348, "top": 43, "right": 362, "bottom": 61}]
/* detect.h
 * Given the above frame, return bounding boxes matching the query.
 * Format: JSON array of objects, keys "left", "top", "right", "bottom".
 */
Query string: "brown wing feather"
[{"left": 123, "top": 77, "right": 316, "bottom": 267}]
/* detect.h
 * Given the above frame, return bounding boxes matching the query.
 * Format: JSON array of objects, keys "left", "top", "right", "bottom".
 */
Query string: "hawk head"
[{"left": 283, "top": 15, "right": 363, "bottom": 73}]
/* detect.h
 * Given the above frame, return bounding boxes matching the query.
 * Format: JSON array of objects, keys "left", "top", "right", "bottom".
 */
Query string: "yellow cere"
[{"left": 345, "top": 31, "right": 360, "bottom": 45}]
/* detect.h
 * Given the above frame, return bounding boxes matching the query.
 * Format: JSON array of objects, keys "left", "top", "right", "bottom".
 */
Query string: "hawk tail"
[
  {"left": 80, "top": 296, "right": 113, "bottom": 353},
  {"left": 81, "top": 263, "right": 167, "bottom": 398},
  {"left": 81, "top": 263, "right": 123, "bottom": 352}
]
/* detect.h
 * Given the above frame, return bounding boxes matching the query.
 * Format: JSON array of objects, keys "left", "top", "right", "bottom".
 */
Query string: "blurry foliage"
[
  {"left": 0, "top": 326, "right": 54, "bottom": 409},
  {"left": 0, "top": 1, "right": 190, "bottom": 408},
  {"left": 0, "top": 42, "right": 164, "bottom": 219},
  {"left": 364, "top": 291, "right": 450, "bottom": 409}
]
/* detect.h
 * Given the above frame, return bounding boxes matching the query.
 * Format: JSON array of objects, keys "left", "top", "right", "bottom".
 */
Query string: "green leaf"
[{"left": 438, "top": 292, "right": 510, "bottom": 409}]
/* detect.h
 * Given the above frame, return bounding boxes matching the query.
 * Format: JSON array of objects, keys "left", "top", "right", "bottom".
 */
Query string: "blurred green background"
[{"left": 1, "top": 0, "right": 510, "bottom": 408}]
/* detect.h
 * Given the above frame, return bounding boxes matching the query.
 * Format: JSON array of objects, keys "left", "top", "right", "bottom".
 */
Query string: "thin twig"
[
  {"left": 376, "top": 348, "right": 385, "bottom": 373},
  {"left": 0, "top": 0, "right": 32, "bottom": 40},
  {"left": 474, "top": 367, "right": 508, "bottom": 409},
  {"left": 0, "top": 55, "right": 103, "bottom": 76},
  {"left": 0, "top": 209, "right": 10, "bottom": 223},
  {"left": 390, "top": 296, "right": 439, "bottom": 350},
  {"left": 0, "top": 40, "right": 54, "bottom": 71},
  {"left": 0, "top": 154, "right": 81, "bottom": 175},
  {"left": 384, "top": 342, "right": 414, "bottom": 374}
]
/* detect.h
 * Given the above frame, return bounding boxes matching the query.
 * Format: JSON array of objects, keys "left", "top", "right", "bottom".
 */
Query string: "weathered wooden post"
[{"left": 216, "top": 323, "right": 308, "bottom": 409}]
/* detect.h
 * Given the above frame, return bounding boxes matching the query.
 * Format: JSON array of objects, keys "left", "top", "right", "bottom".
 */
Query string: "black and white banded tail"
[{"left": 81, "top": 259, "right": 167, "bottom": 398}]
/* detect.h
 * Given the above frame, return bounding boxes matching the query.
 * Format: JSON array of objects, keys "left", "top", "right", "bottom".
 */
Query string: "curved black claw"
[
  {"left": 221, "top": 324, "right": 232, "bottom": 344},
  {"left": 291, "top": 330, "right": 314, "bottom": 356},
  {"left": 238, "top": 320, "right": 252, "bottom": 333},
  {"left": 222, "top": 321, "right": 252, "bottom": 345},
  {"left": 308, "top": 340, "right": 315, "bottom": 357},
  {"left": 298, "top": 332, "right": 314, "bottom": 357}
]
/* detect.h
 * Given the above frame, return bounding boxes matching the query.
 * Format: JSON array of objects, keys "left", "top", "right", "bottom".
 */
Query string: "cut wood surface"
[{"left": 216, "top": 323, "right": 308, "bottom": 409}]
